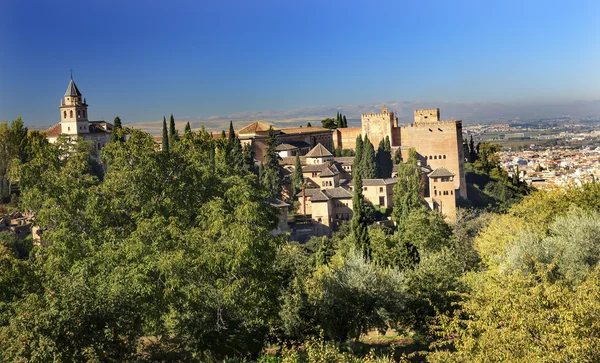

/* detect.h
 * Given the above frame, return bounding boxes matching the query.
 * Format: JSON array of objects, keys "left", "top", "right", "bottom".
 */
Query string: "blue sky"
[{"left": 1, "top": 0, "right": 599, "bottom": 127}]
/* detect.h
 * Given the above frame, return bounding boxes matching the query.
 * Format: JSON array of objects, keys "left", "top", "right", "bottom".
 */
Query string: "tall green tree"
[
  {"left": 361, "top": 134, "right": 377, "bottom": 179},
  {"left": 375, "top": 136, "right": 393, "bottom": 178},
  {"left": 184, "top": 121, "right": 191, "bottom": 134},
  {"left": 351, "top": 176, "right": 370, "bottom": 258},
  {"left": 168, "top": 113, "right": 177, "bottom": 150},
  {"left": 242, "top": 143, "right": 256, "bottom": 174},
  {"left": 321, "top": 118, "right": 337, "bottom": 129},
  {"left": 337, "top": 112, "right": 343, "bottom": 129},
  {"left": 291, "top": 153, "right": 304, "bottom": 200},
  {"left": 110, "top": 116, "right": 123, "bottom": 142},
  {"left": 392, "top": 148, "right": 424, "bottom": 227},
  {"left": 262, "top": 126, "right": 283, "bottom": 199},
  {"left": 307, "top": 122, "right": 312, "bottom": 127},
  {"left": 228, "top": 120, "right": 235, "bottom": 148},
  {"left": 161, "top": 116, "right": 169, "bottom": 153},
  {"left": 353, "top": 134, "right": 364, "bottom": 180},
  {"left": 342, "top": 115, "right": 348, "bottom": 128}
]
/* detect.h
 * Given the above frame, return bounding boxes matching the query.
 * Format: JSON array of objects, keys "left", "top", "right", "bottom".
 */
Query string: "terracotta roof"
[
  {"left": 428, "top": 167, "right": 455, "bottom": 178},
  {"left": 306, "top": 143, "right": 333, "bottom": 158},
  {"left": 237, "top": 121, "right": 276, "bottom": 135},
  {"left": 46, "top": 123, "right": 62, "bottom": 137}
]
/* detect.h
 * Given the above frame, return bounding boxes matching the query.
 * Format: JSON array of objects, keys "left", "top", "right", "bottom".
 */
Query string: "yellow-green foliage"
[
  {"left": 278, "top": 335, "right": 405, "bottom": 363},
  {"left": 429, "top": 266, "right": 600, "bottom": 362}
]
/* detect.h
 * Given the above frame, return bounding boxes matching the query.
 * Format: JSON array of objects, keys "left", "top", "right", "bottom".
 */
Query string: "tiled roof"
[
  {"left": 280, "top": 126, "right": 332, "bottom": 134},
  {"left": 334, "top": 157, "right": 354, "bottom": 165},
  {"left": 428, "top": 167, "right": 455, "bottom": 178},
  {"left": 296, "top": 188, "right": 323, "bottom": 198},
  {"left": 309, "top": 187, "right": 353, "bottom": 202},
  {"left": 46, "top": 123, "right": 62, "bottom": 137},
  {"left": 323, "top": 188, "right": 352, "bottom": 199},
  {"left": 65, "top": 79, "right": 82, "bottom": 97},
  {"left": 306, "top": 143, "right": 333, "bottom": 158},
  {"left": 363, "top": 178, "right": 398, "bottom": 186},
  {"left": 276, "top": 143, "right": 298, "bottom": 151},
  {"left": 237, "top": 121, "right": 275, "bottom": 135},
  {"left": 268, "top": 198, "right": 290, "bottom": 208},
  {"left": 320, "top": 165, "right": 339, "bottom": 177}
]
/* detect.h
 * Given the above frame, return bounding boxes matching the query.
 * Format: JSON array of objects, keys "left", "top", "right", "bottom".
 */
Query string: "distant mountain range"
[{"left": 126, "top": 100, "right": 600, "bottom": 135}]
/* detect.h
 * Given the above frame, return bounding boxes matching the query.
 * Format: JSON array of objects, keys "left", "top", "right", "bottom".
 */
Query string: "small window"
[
  {"left": 451, "top": 190, "right": 453, "bottom": 195},
  {"left": 63, "top": 111, "right": 67, "bottom": 118},
  {"left": 443, "top": 155, "right": 446, "bottom": 159},
  {"left": 379, "top": 196, "right": 385, "bottom": 206},
  {"left": 434, "top": 155, "right": 437, "bottom": 159},
  {"left": 68, "top": 127, "right": 70, "bottom": 131},
  {"left": 439, "top": 155, "right": 442, "bottom": 159},
  {"left": 70, "top": 110, "right": 73, "bottom": 118},
  {"left": 379, "top": 187, "right": 383, "bottom": 193},
  {"left": 363, "top": 187, "right": 367, "bottom": 191},
  {"left": 434, "top": 190, "right": 437, "bottom": 196}
]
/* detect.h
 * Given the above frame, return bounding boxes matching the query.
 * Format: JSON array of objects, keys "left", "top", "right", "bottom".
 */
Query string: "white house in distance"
[{"left": 46, "top": 77, "right": 112, "bottom": 154}]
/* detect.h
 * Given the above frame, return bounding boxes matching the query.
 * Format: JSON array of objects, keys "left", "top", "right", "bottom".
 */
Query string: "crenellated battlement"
[
  {"left": 406, "top": 119, "right": 462, "bottom": 128},
  {"left": 414, "top": 108, "right": 440, "bottom": 123}
]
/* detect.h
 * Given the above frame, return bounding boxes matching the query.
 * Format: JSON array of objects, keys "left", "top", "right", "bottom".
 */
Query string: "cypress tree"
[
  {"left": 307, "top": 122, "right": 312, "bottom": 127},
  {"left": 184, "top": 122, "right": 191, "bottom": 134},
  {"left": 513, "top": 165, "right": 520, "bottom": 186},
  {"left": 168, "top": 114, "right": 177, "bottom": 150},
  {"left": 337, "top": 112, "right": 343, "bottom": 129},
  {"left": 242, "top": 143, "right": 256, "bottom": 174},
  {"left": 228, "top": 120, "right": 235, "bottom": 147},
  {"left": 262, "top": 126, "right": 283, "bottom": 199},
  {"left": 354, "top": 135, "right": 364, "bottom": 180},
  {"left": 351, "top": 175, "right": 370, "bottom": 258},
  {"left": 361, "top": 135, "right": 377, "bottom": 179},
  {"left": 111, "top": 116, "right": 123, "bottom": 142},
  {"left": 392, "top": 148, "right": 424, "bottom": 227},
  {"left": 342, "top": 115, "right": 348, "bottom": 128},
  {"left": 161, "top": 116, "right": 169, "bottom": 153},
  {"left": 291, "top": 153, "right": 304, "bottom": 199},
  {"left": 469, "top": 135, "right": 476, "bottom": 162},
  {"left": 375, "top": 139, "right": 392, "bottom": 178}
]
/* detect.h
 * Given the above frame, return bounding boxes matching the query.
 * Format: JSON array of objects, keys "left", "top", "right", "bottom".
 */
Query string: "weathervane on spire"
[{"left": 70, "top": 68, "right": 73, "bottom": 80}]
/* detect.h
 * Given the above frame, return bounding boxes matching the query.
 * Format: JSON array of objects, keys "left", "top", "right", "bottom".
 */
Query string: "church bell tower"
[{"left": 59, "top": 75, "right": 89, "bottom": 135}]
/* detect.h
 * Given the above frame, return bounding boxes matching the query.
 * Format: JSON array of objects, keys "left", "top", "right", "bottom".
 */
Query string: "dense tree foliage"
[
  {"left": 376, "top": 136, "right": 393, "bottom": 178},
  {"left": 262, "top": 126, "right": 283, "bottom": 199}
]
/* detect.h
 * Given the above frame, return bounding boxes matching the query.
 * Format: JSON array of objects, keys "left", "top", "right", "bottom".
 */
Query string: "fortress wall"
[
  {"left": 400, "top": 120, "right": 467, "bottom": 198},
  {"left": 333, "top": 127, "right": 362, "bottom": 149}
]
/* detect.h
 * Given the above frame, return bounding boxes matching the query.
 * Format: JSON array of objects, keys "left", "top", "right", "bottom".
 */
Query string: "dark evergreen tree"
[
  {"left": 242, "top": 143, "right": 256, "bottom": 174},
  {"left": 110, "top": 117, "right": 123, "bottom": 142},
  {"left": 291, "top": 153, "right": 304, "bottom": 199},
  {"left": 342, "top": 115, "right": 348, "bottom": 128},
  {"left": 261, "top": 126, "right": 283, "bottom": 199},
  {"left": 354, "top": 135, "right": 364, "bottom": 180},
  {"left": 161, "top": 116, "right": 169, "bottom": 153},
  {"left": 351, "top": 176, "right": 370, "bottom": 258},
  {"left": 512, "top": 165, "right": 520, "bottom": 186},
  {"left": 393, "top": 148, "right": 402, "bottom": 164},
  {"left": 337, "top": 112, "right": 343, "bottom": 129},
  {"left": 361, "top": 135, "right": 377, "bottom": 179},
  {"left": 307, "top": 122, "right": 312, "bottom": 127},
  {"left": 228, "top": 120, "right": 235, "bottom": 148},
  {"left": 469, "top": 135, "right": 476, "bottom": 162},
  {"left": 184, "top": 122, "right": 191, "bottom": 135},
  {"left": 230, "top": 137, "right": 244, "bottom": 173},
  {"left": 375, "top": 137, "right": 393, "bottom": 178},
  {"left": 168, "top": 114, "right": 177, "bottom": 150}
]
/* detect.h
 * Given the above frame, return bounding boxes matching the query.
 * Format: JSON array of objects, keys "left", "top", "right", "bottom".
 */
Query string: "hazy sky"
[{"left": 1, "top": 0, "right": 599, "bottom": 127}]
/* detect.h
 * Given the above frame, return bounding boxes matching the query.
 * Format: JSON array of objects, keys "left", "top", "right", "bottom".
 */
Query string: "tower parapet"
[{"left": 414, "top": 108, "right": 440, "bottom": 123}]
